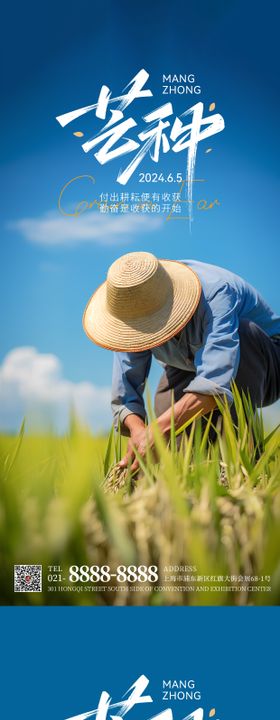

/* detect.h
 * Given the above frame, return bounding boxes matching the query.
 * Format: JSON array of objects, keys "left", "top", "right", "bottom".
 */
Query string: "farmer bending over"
[{"left": 83, "top": 252, "right": 280, "bottom": 470}]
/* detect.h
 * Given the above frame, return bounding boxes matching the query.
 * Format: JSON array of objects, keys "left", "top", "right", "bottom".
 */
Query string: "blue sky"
[{"left": 0, "top": 0, "right": 279, "bottom": 430}]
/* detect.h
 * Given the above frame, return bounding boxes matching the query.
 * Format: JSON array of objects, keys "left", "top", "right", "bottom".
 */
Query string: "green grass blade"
[{"left": 103, "top": 424, "right": 115, "bottom": 476}]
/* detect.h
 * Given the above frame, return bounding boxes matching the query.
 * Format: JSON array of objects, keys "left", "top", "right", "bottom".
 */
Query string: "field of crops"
[{"left": 0, "top": 388, "right": 279, "bottom": 606}]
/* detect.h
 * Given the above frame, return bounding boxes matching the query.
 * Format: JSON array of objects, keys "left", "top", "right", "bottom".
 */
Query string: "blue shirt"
[{"left": 111, "top": 260, "right": 280, "bottom": 429}]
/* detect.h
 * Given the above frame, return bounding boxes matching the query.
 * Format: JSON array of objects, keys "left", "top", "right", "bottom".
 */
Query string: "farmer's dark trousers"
[{"left": 154, "top": 320, "right": 280, "bottom": 426}]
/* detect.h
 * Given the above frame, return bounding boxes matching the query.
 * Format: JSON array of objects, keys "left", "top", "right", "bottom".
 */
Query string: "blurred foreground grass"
[{"left": 0, "top": 389, "right": 279, "bottom": 606}]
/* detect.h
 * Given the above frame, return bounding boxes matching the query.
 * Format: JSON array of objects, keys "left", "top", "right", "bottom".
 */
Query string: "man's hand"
[
  {"left": 118, "top": 414, "right": 153, "bottom": 472},
  {"left": 118, "top": 393, "right": 217, "bottom": 473}
]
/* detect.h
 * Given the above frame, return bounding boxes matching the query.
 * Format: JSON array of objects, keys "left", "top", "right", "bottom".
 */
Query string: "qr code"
[{"left": 14, "top": 564, "right": 42, "bottom": 592}]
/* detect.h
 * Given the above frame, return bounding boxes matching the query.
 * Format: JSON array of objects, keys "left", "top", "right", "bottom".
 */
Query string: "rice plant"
[{"left": 0, "top": 386, "right": 279, "bottom": 606}]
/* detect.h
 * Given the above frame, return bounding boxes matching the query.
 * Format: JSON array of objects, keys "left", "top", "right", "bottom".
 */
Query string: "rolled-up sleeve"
[
  {"left": 111, "top": 350, "right": 152, "bottom": 432},
  {"left": 185, "top": 284, "right": 240, "bottom": 404}
]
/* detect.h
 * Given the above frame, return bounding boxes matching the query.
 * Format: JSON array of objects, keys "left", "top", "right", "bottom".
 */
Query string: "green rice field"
[{"left": 0, "top": 388, "right": 279, "bottom": 606}]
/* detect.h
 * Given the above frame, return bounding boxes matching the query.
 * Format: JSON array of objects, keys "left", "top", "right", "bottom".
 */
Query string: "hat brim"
[{"left": 83, "top": 260, "right": 201, "bottom": 352}]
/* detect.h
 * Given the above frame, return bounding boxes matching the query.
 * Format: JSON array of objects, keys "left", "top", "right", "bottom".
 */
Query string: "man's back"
[
  {"left": 111, "top": 258, "right": 280, "bottom": 429},
  {"left": 180, "top": 259, "right": 280, "bottom": 336}
]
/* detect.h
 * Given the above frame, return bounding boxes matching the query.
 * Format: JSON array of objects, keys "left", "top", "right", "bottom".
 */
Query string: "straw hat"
[{"left": 83, "top": 252, "right": 201, "bottom": 352}]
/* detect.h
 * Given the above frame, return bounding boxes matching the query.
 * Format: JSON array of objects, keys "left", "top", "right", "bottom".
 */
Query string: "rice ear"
[{"left": 103, "top": 463, "right": 139, "bottom": 494}]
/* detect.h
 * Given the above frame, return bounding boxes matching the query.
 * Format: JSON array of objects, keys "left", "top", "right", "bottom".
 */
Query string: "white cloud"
[
  {"left": 2, "top": 347, "right": 278, "bottom": 437},
  {"left": 8, "top": 210, "right": 162, "bottom": 247},
  {"left": 0, "top": 347, "right": 112, "bottom": 433}
]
